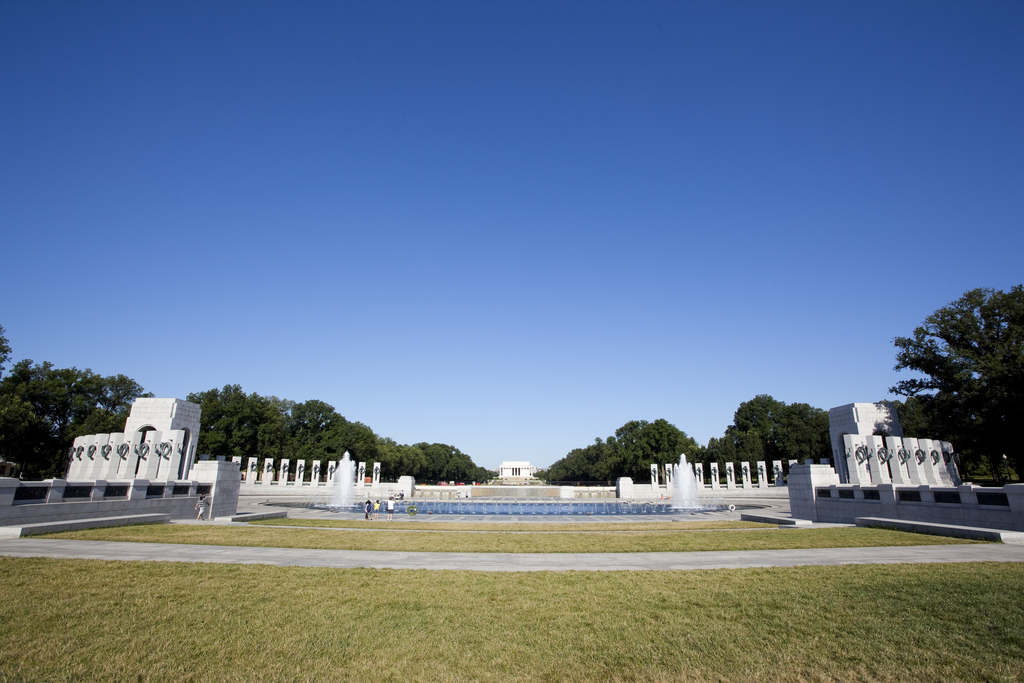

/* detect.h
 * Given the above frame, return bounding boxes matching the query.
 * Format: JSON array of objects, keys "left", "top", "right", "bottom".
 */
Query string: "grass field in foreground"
[
  {"left": 45, "top": 524, "right": 977, "bottom": 553},
  {"left": 0, "top": 558, "right": 1021, "bottom": 682},
  {"left": 252, "top": 519, "right": 772, "bottom": 532}
]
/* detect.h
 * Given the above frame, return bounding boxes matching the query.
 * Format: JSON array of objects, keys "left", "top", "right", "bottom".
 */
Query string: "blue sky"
[{"left": 2, "top": 1, "right": 1022, "bottom": 469}]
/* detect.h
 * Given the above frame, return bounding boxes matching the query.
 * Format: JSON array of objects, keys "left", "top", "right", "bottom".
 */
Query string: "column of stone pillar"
[
  {"left": 262, "top": 458, "right": 275, "bottom": 485},
  {"left": 358, "top": 462, "right": 366, "bottom": 486},
  {"left": 694, "top": 463, "right": 704, "bottom": 487},
  {"left": 885, "top": 437, "right": 910, "bottom": 484},
  {"left": 864, "top": 435, "right": 891, "bottom": 485},
  {"left": 76, "top": 435, "right": 93, "bottom": 480},
  {"left": 772, "top": 460, "right": 784, "bottom": 486},
  {"left": 95, "top": 433, "right": 120, "bottom": 480},
  {"left": 841, "top": 435, "right": 871, "bottom": 485},
  {"left": 83, "top": 435, "right": 107, "bottom": 480},
  {"left": 136, "top": 431, "right": 163, "bottom": 480},
  {"left": 372, "top": 463, "right": 381, "bottom": 486},
  {"left": 710, "top": 463, "right": 720, "bottom": 490},
  {"left": 757, "top": 461, "right": 768, "bottom": 489},
  {"left": 921, "top": 438, "right": 950, "bottom": 485},
  {"left": 93, "top": 434, "right": 114, "bottom": 480},
  {"left": 900, "top": 437, "right": 924, "bottom": 484},
  {"left": 650, "top": 464, "right": 659, "bottom": 486},
  {"left": 941, "top": 442, "right": 962, "bottom": 485},
  {"left": 63, "top": 438, "right": 81, "bottom": 479},
  {"left": 741, "top": 462, "right": 752, "bottom": 489},
  {"left": 295, "top": 461, "right": 305, "bottom": 486},
  {"left": 725, "top": 462, "right": 736, "bottom": 489},
  {"left": 917, "top": 439, "right": 943, "bottom": 485},
  {"left": 245, "top": 458, "right": 258, "bottom": 483}
]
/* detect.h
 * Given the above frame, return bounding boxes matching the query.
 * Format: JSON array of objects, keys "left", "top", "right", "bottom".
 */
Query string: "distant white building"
[{"left": 498, "top": 461, "right": 538, "bottom": 479}]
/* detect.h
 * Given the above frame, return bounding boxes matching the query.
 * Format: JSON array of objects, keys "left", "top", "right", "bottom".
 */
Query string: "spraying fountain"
[
  {"left": 330, "top": 451, "right": 357, "bottom": 508},
  {"left": 669, "top": 453, "right": 705, "bottom": 510}
]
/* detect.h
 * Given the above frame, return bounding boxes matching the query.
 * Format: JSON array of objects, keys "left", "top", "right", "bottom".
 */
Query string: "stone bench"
[
  {"left": 221, "top": 510, "right": 288, "bottom": 523},
  {"left": 739, "top": 513, "right": 813, "bottom": 527},
  {"left": 855, "top": 517, "right": 1024, "bottom": 544},
  {"left": 0, "top": 513, "right": 170, "bottom": 538}
]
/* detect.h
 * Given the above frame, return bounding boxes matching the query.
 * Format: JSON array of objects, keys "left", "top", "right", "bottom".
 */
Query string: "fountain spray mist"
[{"left": 331, "top": 451, "right": 356, "bottom": 507}]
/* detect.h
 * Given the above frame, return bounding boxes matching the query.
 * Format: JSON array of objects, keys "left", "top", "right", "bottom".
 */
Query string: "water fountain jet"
[
  {"left": 330, "top": 451, "right": 357, "bottom": 508},
  {"left": 669, "top": 453, "right": 703, "bottom": 510}
]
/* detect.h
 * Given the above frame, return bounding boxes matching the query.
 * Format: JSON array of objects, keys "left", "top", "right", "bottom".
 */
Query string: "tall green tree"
[
  {"left": 713, "top": 395, "right": 830, "bottom": 464},
  {"left": 187, "top": 385, "right": 281, "bottom": 461},
  {"left": 891, "top": 286, "right": 1024, "bottom": 481},
  {"left": 544, "top": 419, "right": 699, "bottom": 482},
  {"left": 0, "top": 353, "right": 150, "bottom": 478},
  {"left": 0, "top": 324, "right": 10, "bottom": 379},
  {"left": 186, "top": 386, "right": 492, "bottom": 482}
]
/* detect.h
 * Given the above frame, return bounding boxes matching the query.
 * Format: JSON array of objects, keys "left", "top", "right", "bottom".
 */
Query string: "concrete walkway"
[{"left": 1, "top": 538, "right": 1022, "bottom": 571}]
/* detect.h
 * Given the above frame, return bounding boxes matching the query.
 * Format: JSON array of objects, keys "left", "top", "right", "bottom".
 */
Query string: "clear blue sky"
[{"left": 2, "top": 2, "right": 1021, "bottom": 469}]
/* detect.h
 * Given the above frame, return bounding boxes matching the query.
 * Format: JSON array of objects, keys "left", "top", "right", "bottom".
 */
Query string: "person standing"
[
  {"left": 364, "top": 499, "right": 372, "bottom": 520},
  {"left": 195, "top": 494, "right": 209, "bottom": 521},
  {"left": 386, "top": 497, "right": 395, "bottom": 521},
  {"left": 373, "top": 499, "right": 380, "bottom": 521}
]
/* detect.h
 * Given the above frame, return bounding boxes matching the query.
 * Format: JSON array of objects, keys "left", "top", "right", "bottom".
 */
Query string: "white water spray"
[
  {"left": 330, "top": 451, "right": 357, "bottom": 507},
  {"left": 669, "top": 453, "right": 702, "bottom": 509}
]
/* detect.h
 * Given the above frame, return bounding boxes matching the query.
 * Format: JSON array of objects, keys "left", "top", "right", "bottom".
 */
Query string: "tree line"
[
  {"left": 0, "top": 328, "right": 150, "bottom": 479},
  {"left": 1, "top": 285, "right": 1020, "bottom": 482},
  {"left": 543, "top": 286, "right": 1022, "bottom": 484},
  {"left": 187, "top": 385, "right": 490, "bottom": 483},
  {"left": 0, "top": 325, "right": 490, "bottom": 482},
  {"left": 540, "top": 396, "right": 832, "bottom": 483}
]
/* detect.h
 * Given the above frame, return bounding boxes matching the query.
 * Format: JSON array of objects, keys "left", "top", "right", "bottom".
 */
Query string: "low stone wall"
[
  {"left": 240, "top": 480, "right": 412, "bottom": 500},
  {"left": 0, "top": 461, "right": 240, "bottom": 525},
  {"left": 788, "top": 463, "right": 1024, "bottom": 530}
]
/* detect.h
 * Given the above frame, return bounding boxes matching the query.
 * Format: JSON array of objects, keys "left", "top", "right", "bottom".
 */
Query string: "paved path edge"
[{"left": 1, "top": 538, "right": 1023, "bottom": 571}]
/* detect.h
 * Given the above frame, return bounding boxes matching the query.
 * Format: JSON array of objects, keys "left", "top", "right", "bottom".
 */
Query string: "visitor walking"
[
  {"left": 386, "top": 497, "right": 395, "bottom": 521},
  {"left": 373, "top": 499, "right": 380, "bottom": 520},
  {"left": 195, "top": 494, "right": 208, "bottom": 521},
  {"left": 364, "top": 499, "right": 372, "bottom": 520}
]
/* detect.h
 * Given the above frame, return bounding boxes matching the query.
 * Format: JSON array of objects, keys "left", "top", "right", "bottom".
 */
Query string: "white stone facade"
[
  {"left": 828, "top": 403, "right": 904, "bottom": 483},
  {"left": 828, "top": 402, "right": 960, "bottom": 486},
  {"left": 788, "top": 462, "right": 1024, "bottom": 530},
  {"left": 67, "top": 398, "right": 201, "bottom": 482},
  {"left": 498, "top": 461, "right": 537, "bottom": 479}
]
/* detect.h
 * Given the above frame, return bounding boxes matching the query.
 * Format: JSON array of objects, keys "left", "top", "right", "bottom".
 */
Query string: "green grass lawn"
[
  {"left": 0, "top": 558, "right": 1020, "bottom": 682},
  {"left": 44, "top": 523, "right": 978, "bottom": 553},
  {"left": 251, "top": 519, "right": 773, "bottom": 532}
]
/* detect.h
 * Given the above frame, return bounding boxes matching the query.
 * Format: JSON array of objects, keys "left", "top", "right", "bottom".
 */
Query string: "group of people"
[{"left": 364, "top": 494, "right": 401, "bottom": 521}]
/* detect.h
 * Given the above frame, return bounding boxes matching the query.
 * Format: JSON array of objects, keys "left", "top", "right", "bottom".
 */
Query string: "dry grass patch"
[
  {"left": 0, "top": 558, "right": 1021, "bottom": 682},
  {"left": 45, "top": 524, "right": 977, "bottom": 553}
]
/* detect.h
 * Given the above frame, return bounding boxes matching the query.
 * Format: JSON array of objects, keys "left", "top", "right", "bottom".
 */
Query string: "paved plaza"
[
  {"left": 1, "top": 496, "right": 1023, "bottom": 571},
  {"left": 1, "top": 537, "right": 1022, "bottom": 571}
]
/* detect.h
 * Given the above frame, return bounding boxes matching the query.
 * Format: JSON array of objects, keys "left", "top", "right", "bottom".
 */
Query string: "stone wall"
[
  {"left": 788, "top": 462, "right": 1024, "bottom": 530},
  {"left": 0, "top": 460, "right": 239, "bottom": 525}
]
